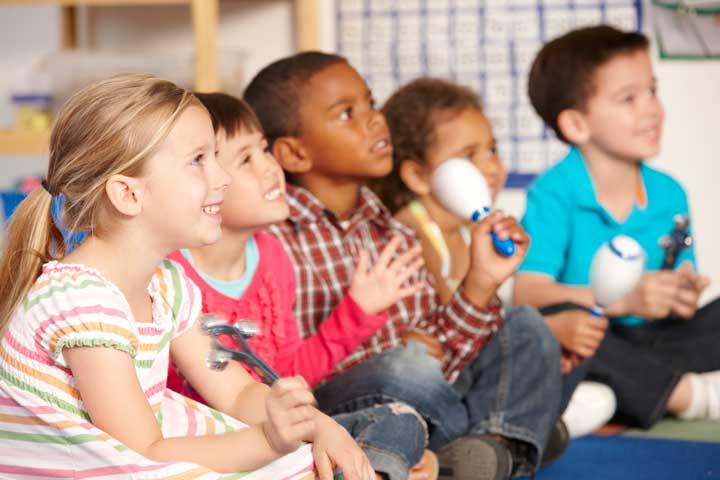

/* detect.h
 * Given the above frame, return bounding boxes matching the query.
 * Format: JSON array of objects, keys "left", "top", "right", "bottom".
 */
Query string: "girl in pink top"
[{"left": 167, "top": 93, "right": 438, "bottom": 480}]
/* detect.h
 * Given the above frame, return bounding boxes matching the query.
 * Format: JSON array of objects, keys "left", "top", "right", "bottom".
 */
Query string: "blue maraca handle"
[
  {"left": 490, "top": 231, "right": 515, "bottom": 257},
  {"left": 472, "top": 208, "right": 515, "bottom": 257}
]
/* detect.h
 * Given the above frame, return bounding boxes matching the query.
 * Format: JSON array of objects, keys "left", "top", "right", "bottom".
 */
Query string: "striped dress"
[{"left": 0, "top": 260, "right": 315, "bottom": 480}]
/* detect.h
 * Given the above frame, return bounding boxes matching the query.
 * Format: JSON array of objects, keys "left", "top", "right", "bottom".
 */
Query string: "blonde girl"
[{"left": 0, "top": 74, "right": 373, "bottom": 480}]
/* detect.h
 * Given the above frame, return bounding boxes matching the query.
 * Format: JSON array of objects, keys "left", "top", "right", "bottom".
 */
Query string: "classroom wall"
[{"left": 1, "top": 0, "right": 718, "bottom": 303}]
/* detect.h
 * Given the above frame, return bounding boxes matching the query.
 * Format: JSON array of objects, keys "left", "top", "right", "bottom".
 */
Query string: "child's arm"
[
  {"left": 170, "top": 320, "right": 272, "bottom": 423},
  {"left": 273, "top": 235, "right": 425, "bottom": 386},
  {"left": 461, "top": 212, "right": 530, "bottom": 307},
  {"left": 171, "top": 320, "right": 376, "bottom": 480},
  {"left": 515, "top": 267, "right": 708, "bottom": 320},
  {"left": 410, "top": 212, "right": 530, "bottom": 378},
  {"left": 64, "top": 346, "right": 308, "bottom": 473},
  {"left": 513, "top": 273, "right": 595, "bottom": 308}
]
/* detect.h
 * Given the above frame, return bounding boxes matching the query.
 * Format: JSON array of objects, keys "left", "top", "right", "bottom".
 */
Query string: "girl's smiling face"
[{"left": 140, "top": 106, "right": 230, "bottom": 250}]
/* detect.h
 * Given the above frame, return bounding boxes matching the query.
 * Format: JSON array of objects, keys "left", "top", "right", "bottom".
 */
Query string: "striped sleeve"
[
  {"left": 30, "top": 267, "right": 139, "bottom": 367},
  {"left": 155, "top": 259, "right": 203, "bottom": 339}
]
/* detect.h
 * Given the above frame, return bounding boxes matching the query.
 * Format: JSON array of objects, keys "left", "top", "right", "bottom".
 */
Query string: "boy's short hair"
[
  {"left": 243, "top": 51, "right": 348, "bottom": 147},
  {"left": 194, "top": 92, "right": 262, "bottom": 136},
  {"left": 376, "top": 78, "right": 483, "bottom": 213},
  {"left": 528, "top": 25, "right": 649, "bottom": 142}
]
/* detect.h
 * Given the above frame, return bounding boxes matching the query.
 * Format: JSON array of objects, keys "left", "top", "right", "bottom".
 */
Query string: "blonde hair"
[{"left": 0, "top": 73, "right": 198, "bottom": 328}]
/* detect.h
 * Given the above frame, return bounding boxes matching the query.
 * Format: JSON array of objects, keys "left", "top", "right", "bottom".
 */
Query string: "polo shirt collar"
[{"left": 567, "top": 147, "right": 649, "bottom": 226}]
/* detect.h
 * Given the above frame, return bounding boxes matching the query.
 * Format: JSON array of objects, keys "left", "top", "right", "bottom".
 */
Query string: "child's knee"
[
  {"left": 372, "top": 402, "right": 428, "bottom": 464},
  {"left": 381, "top": 342, "right": 446, "bottom": 384}
]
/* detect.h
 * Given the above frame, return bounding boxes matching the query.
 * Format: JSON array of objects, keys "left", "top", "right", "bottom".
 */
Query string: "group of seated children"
[{"left": 0, "top": 24, "right": 717, "bottom": 480}]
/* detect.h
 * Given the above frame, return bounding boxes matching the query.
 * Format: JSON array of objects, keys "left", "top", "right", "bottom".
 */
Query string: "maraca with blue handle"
[{"left": 430, "top": 157, "right": 515, "bottom": 257}]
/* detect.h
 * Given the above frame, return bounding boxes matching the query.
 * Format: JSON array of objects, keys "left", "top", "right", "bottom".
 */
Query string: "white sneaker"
[
  {"left": 677, "top": 371, "right": 720, "bottom": 420},
  {"left": 700, "top": 371, "right": 720, "bottom": 419},
  {"left": 562, "top": 381, "right": 617, "bottom": 438}
]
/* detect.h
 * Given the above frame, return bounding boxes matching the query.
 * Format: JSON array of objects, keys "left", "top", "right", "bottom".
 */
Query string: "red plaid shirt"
[{"left": 269, "top": 184, "right": 504, "bottom": 383}]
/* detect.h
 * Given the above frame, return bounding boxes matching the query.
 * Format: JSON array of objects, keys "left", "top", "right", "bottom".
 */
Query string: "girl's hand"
[
  {"left": 463, "top": 212, "right": 529, "bottom": 305},
  {"left": 312, "top": 413, "right": 376, "bottom": 480},
  {"left": 349, "top": 236, "right": 426, "bottom": 314},
  {"left": 545, "top": 309, "right": 608, "bottom": 359},
  {"left": 263, "top": 377, "right": 317, "bottom": 454}
]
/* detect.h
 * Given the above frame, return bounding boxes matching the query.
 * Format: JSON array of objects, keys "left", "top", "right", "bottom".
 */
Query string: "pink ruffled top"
[{"left": 167, "top": 231, "right": 387, "bottom": 402}]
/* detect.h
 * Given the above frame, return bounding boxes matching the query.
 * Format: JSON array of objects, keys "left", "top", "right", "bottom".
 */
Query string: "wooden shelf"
[
  {"left": 1, "top": 0, "right": 320, "bottom": 154},
  {"left": 0, "top": 130, "right": 50, "bottom": 155},
  {"left": 3, "top": 1, "right": 195, "bottom": 7}
]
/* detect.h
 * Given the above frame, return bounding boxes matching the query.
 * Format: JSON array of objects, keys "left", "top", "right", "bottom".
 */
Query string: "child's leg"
[
  {"left": 587, "top": 331, "right": 680, "bottom": 428},
  {"left": 613, "top": 297, "right": 720, "bottom": 374},
  {"left": 313, "top": 342, "right": 469, "bottom": 450},
  {"left": 332, "top": 403, "right": 427, "bottom": 480},
  {"left": 601, "top": 297, "right": 720, "bottom": 424},
  {"left": 453, "top": 306, "right": 563, "bottom": 475}
]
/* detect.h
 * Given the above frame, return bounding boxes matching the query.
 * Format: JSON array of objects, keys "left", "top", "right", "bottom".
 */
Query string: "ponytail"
[{"left": 0, "top": 187, "right": 64, "bottom": 328}]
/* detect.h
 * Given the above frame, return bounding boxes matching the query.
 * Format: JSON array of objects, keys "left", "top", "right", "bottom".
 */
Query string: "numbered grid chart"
[{"left": 336, "top": 0, "right": 642, "bottom": 187}]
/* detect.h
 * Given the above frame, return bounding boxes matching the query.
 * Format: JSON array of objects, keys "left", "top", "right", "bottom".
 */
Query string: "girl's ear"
[
  {"left": 557, "top": 109, "right": 591, "bottom": 144},
  {"left": 105, "top": 174, "right": 145, "bottom": 217},
  {"left": 399, "top": 159, "right": 432, "bottom": 196},
  {"left": 272, "top": 137, "right": 312, "bottom": 174}
]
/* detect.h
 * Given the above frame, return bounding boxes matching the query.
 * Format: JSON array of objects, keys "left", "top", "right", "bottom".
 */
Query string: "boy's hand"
[
  {"left": 349, "top": 236, "right": 425, "bottom": 314},
  {"left": 263, "top": 377, "right": 317, "bottom": 454},
  {"left": 671, "top": 262, "right": 710, "bottom": 319},
  {"left": 463, "top": 212, "right": 529, "bottom": 306},
  {"left": 311, "top": 412, "right": 376, "bottom": 480},
  {"left": 545, "top": 310, "right": 608, "bottom": 359},
  {"left": 560, "top": 352, "right": 582, "bottom": 375},
  {"left": 611, "top": 270, "right": 683, "bottom": 320}
]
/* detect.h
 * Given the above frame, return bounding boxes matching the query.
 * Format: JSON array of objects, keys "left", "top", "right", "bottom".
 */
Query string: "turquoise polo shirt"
[{"left": 519, "top": 147, "right": 695, "bottom": 326}]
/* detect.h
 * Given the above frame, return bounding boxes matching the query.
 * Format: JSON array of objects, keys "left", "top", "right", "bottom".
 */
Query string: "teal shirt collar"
[{"left": 565, "top": 146, "right": 648, "bottom": 227}]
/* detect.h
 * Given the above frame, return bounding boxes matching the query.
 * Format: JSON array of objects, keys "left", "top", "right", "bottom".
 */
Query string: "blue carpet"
[{"left": 534, "top": 436, "right": 720, "bottom": 479}]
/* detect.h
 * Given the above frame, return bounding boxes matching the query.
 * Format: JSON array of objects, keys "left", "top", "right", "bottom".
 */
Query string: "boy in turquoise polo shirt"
[{"left": 514, "top": 25, "right": 720, "bottom": 428}]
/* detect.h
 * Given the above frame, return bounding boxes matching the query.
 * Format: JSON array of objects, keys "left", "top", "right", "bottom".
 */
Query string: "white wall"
[
  {"left": 651, "top": 61, "right": 720, "bottom": 304},
  {"left": 1, "top": 0, "right": 719, "bottom": 303}
]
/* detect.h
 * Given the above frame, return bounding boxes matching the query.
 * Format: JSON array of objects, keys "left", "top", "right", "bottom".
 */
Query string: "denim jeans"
[
  {"left": 586, "top": 297, "right": 720, "bottom": 428},
  {"left": 332, "top": 403, "right": 427, "bottom": 480},
  {"left": 315, "top": 306, "right": 562, "bottom": 475}
]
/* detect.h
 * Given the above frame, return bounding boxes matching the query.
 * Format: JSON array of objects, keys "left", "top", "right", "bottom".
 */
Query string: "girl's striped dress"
[{"left": 0, "top": 260, "right": 315, "bottom": 480}]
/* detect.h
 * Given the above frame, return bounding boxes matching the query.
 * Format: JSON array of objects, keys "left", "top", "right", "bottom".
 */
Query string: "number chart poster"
[{"left": 336, "top": 0, "right": 643, "bottom": 187}]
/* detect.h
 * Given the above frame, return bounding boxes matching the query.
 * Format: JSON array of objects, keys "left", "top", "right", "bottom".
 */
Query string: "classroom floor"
[{"left": 533, "top": 419, "right": 720, "bottom": 479}]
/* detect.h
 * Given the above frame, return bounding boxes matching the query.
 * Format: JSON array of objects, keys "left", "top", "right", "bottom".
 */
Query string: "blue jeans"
[
  {"left": 315, "top": 306, "right": 562, "bottom": 475},
  {"left": 332, "top": 403, "right": 426, "bottom": 480}
]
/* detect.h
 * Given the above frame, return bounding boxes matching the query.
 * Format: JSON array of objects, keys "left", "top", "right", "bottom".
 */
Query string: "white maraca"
[
  {"left": 430, "top": 157, "right": 515, "bottom": 257},
  {"left": 589, "top": 235, "right": 646, "bottom": 316}
]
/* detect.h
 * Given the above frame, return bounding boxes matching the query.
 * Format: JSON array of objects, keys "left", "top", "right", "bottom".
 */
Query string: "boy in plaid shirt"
[{"left": 245, "top": 52, "right": 564, "bottom": 479}]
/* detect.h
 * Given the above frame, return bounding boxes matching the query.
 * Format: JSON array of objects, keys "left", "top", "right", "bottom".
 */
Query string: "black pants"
[{"left": 584, "top": 297, "right": 720, "bottom": 428}]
